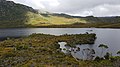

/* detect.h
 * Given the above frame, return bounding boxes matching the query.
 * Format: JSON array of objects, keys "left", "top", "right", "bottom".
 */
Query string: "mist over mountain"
[
  {"left": 0, "top": 0, "right": 120, "bottom": 28},
  {"left": 7, "top": 0, "right": 120, "bottom": 17}
]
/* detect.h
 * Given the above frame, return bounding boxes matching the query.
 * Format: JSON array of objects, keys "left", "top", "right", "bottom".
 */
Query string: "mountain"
[
  {"left": 0, "top": 0, "right": 37, "bottom": 27},
  {"left": 0, "top": 0, "right": 120, "bottom": 28}
]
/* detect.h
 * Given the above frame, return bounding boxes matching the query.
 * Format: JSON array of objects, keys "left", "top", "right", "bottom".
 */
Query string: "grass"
[
  {"left": 19, "top": 12, "right": 120, "bottom": 28},
  {"left": 0, "top": 33, "right": 120, "bottom": 67},
  {"left": 25, "top": 12, "right": 87, "bottom": 26},
  {"left": 0, "top": 33, "right": 96, "bottom": 66}
]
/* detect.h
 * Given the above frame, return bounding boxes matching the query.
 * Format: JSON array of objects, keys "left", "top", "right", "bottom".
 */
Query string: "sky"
[{"left": 8, "top": 0, "right": 120, "bottom": 17}]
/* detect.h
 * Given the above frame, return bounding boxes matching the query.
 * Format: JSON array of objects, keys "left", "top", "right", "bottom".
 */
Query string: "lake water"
[{"left": 0, "top": 28, "right": 120, "bottom": 56}]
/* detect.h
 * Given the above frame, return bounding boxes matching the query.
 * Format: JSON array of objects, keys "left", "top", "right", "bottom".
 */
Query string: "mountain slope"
[
  {"left": 0, "top": 0, "right": 120, "bottom": 28},
  {"left": 0, "top": 0, "right": 37, "bottom": 27},
  {"left": 0, "top": 0, "right": 86, "bottom": 28}
]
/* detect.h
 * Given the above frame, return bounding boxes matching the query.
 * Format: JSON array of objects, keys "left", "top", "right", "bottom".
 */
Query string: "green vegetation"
[
  {"left": 0, "top": 33, "right": 120, "bottom": 67},
  {"left": 0, "top": 0, "right": 120, "bottom": 28},
  {"left": 0, "top": 0, "right": 37, "bottom": 28},
  {"left": 0, "top": 33, "right": 96, "bottom": 66},
  {"left": 98, "top": 44, "right": 109, "bottom": 57},
  {"left": 117, "top": 50, "right": 120, "bottom": 56}
]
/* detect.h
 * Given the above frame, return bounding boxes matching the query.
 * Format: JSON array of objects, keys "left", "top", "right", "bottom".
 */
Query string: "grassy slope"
[
  {"left": 0, "top": 0, "right": 120, "bottom": 28},
  {"left": 25, "top": 12, "right": 120, "bottom": 28},
  {"left": 25, "top": 12, "right": 87, "bottom": 26}
]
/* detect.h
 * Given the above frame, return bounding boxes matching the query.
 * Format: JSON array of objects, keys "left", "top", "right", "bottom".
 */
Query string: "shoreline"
[{"left": 0, "top": 27, "right": 120, "bottom": 29}]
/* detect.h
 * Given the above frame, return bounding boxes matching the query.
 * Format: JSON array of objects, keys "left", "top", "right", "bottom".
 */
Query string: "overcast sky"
[{"left": 9, "top": 0, "right": 120, "bottom": 17}]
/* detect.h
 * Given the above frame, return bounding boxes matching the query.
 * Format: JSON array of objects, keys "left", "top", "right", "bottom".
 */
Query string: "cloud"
[
  {"left": 10, "top": 0, "right": 60, "bottom": 9},
  {"left": 92, "top": 4, "right": 120, "bottom": 16},
  {"left": 9, "top": 0, "right": 120, "bottom": 16}
]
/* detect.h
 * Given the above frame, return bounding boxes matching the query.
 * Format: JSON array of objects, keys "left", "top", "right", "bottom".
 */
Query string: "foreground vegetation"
[
  {"left": 0, "top": 33, "right": 96, "bottom": 66},
  {"left": 0, "top": 33, "right": 120, "bottom": 67}
]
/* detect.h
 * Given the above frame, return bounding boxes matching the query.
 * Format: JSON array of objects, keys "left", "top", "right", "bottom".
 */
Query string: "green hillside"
[
  {"left": 0, "top": 0, "right": 85, "bottom": 28},
  {"left": 0, "top": 0, "right": 120, "bottom": 28},
  {"left": 0, "top": 0, "right": 37, "bottom": 27}
]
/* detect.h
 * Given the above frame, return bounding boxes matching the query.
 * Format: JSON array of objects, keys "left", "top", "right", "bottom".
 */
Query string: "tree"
[
  {"left": 104, "top": 52, "right": 110, "bottom": 60},
  {"left": 117, "top": 50, "right": 120, "bottom": 56},
  {"left": 98, "top": 44, "right": 108, "bottom": 57}
]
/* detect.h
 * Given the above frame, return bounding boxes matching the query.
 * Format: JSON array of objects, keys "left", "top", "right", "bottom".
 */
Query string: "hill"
[
  {"left": 0, "top": 0, "right": 37, "bottom": 27},
  {"left": 0, "top": 0, "right": 120, "bottom": 28}
]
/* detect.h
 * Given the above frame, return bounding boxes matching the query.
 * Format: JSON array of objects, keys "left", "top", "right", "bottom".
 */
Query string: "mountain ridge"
[
  {"left": 0, "top": 0, "right": 120, "bottom": 28},
  {"left": 0, "top": 0, "right": 38, "bottom": 27}
]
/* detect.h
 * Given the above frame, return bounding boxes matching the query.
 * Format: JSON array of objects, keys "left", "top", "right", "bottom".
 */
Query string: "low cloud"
[{"left": 9, "top": 0, "right": 120, "bottom": 16}]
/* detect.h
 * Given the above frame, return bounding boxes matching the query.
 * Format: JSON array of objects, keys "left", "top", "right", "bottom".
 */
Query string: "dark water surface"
[{"left": 0, "top": 28, "right": 120, "bottom": 56}]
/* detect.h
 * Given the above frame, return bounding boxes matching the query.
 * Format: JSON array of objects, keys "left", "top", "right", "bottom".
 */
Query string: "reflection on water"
[
  {"left": 0, "top": 28, "right": 94, "bottom": 38},
  {"left": 0, "top": 28, "right": 120, "bottom": 56},
  {"left": 58, "top": 42, "right": 96, "bottom": 60},
  {"left": 58, "top": 42, "right": 68, "bottom": 53}
]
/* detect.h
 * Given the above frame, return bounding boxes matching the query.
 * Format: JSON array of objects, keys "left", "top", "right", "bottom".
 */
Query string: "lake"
[{"left": 0, "top": 28, "right": 120, "bottom": 56}]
